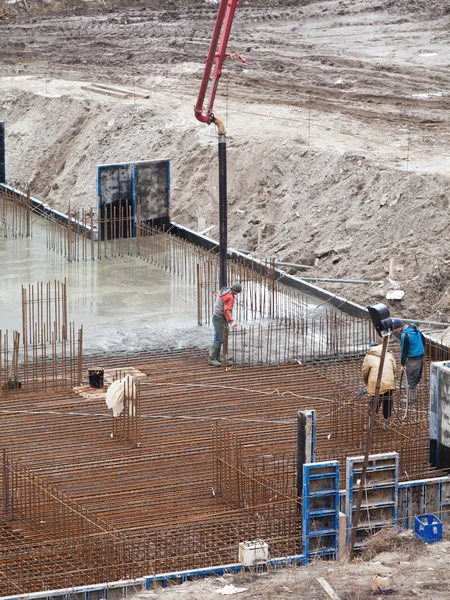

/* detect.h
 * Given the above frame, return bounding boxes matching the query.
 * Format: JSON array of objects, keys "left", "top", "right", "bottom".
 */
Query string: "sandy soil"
[
  {"left": 127, "top": 531, "right": 450, "bottom": 599},
  {"left": 1, "top": 2, "right": 450, "bottom": 596},
  {"left": 0, "top": 0, "right": 450, "bottom": 324}
]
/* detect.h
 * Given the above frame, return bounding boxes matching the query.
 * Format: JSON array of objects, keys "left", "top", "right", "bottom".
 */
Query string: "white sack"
[
  {"left": 105, "top": 374, "right": 136, "bottom": 417},
  {"left": 216, "top": 585, "right": 248, "bottom": 595}
]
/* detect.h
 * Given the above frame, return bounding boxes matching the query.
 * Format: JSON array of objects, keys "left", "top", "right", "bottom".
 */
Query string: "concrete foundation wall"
[
  {"left": 0, "top": 184, "right": 92, "bottom": 235},
  {"left": 430, "top": 361, "right": 450, "bottom": 469},
  {"left": 0, "top": 121, "right": 5, "bottom": 184}
]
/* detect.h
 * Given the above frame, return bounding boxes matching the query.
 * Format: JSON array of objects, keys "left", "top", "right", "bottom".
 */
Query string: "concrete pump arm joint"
[{"left": 213, "top": 115, "right": 226, "bottom": 134}]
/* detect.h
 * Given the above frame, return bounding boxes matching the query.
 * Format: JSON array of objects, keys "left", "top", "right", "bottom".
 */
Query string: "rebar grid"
[
  {"left": 0, "top": 348, "right": 444, "bottom": 594},
  {"left": 135, "top": 223, "right": 323, "bottom": 325},
  {"left": 22, "top": 280, "right": 69, "bottom": 345},
  {"left": 1, "top": 452, "right": 136, "bottom": 592},
  {"left": 0, "top": 280, "right": 82, "bottom": 394},
  {"left": 137, "top": 221, "right": 204, "bottom": 282},
  {"left": 0, "top": 330, "right": 21, "bottom": 392},
  {"left": 46, "top": 198, "right": 134, "bottom": 262},
  {"left": 224, "top": 314, "right": 375, "bottom": 366},
  {"left": 111, "top": 378, "right": 142, "bottom": 448},
  {"left": 197, "top": 258, "right": 320, "bottom": 326},
  {"left": 46, "top": 208, "right": 96, "bottom": 262},
  {"left": 213, "top": 426, "right": 297, "bottom": 509},
  {"left": 98, "top": 200, "right": 134, "bottom": 259},
  {"left": 0, "top": 186, "right": 32, "bottom": 238}
]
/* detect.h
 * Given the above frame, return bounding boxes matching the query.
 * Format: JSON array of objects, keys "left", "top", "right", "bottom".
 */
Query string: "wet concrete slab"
[
  {"left": 0, "top": 217, "right": 340, "bottom": 359},
  {"left": 0, "top": 219, "right": 203, "bottom": 355}
]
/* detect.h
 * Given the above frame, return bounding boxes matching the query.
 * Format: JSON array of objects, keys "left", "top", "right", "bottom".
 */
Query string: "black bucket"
[{"left": 88, "top": 368, "right": 104, "bottom": 389}]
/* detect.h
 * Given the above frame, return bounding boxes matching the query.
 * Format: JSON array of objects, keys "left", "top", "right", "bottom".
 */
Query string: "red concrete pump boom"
[
  {"left": 194, "top": 0, "right": 242, "bottom": 288},
  {"left": 194, "top": 0, "right": 239, "bottom": 132}
]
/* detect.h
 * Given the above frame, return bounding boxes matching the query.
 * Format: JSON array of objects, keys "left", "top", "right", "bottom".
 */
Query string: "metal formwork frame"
[
  {"left": 398, "top": 476, "right": 450, "bottom": 530},
  {"left": 302, "top": 460, "right": 340, "bottom": 561},
  {"left": 346, "top": 452, "right": 399, "bottom": 548}
]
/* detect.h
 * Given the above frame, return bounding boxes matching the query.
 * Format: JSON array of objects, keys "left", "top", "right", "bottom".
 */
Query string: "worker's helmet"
[
  {"left": 392, "top": 318, "right": 404, "bottom": 330},
  {"left": 231, "top": 283, "right": 242, "bottom": 293}
]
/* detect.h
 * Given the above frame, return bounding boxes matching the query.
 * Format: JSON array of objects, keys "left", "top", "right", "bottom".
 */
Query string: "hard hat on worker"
[
  {"left": 231, "top": 283, "right": 242, "bottom": 294},
  {"left": 392, "top": 318, "right": 404, "bottom": 330}
]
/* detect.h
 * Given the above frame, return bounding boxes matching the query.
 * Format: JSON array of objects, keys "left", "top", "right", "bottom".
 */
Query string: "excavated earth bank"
[
  {"left": 2, "top": 2, "right": 450, "bottom": 597},
  {"left": 1, "top": 0, "right": 450, "bottom": 325}
]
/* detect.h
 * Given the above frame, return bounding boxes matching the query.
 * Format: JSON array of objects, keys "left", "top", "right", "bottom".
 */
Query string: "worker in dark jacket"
[
  {"left": 209, "top": 283, "right": 242, "bottom": 366},
  {"left": 393, "top": 318, "right": 425, "bottom": 403}
]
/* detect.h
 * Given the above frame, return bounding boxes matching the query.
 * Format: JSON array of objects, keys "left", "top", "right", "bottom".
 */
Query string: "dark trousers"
[
  {"left": 370, "top": 390, "right": 394, "bottom": 420},
  {"left": 405, "top": 356, "right": 424, "bottom": 390},
  {"left": 212, "top": 315, "right": 227, "bottom": 350}
]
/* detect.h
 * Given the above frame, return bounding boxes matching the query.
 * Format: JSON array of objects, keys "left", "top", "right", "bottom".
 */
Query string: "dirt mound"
[
  {"left": 1, "top": 0, "right": 450, "bottom": 324},
  {"left": 383, "top": 0, "right": 450, "bottom": 17},
  {"left": 123, "top": 539, "right": 450, "bottom": 599}
]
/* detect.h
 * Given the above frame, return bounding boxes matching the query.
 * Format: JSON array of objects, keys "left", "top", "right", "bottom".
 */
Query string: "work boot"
[{"left": 208, "top": 347, "right": 221, "bottom": 367}]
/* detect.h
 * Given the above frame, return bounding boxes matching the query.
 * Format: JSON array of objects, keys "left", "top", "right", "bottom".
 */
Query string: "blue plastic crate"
[{"left": 414, "top": 514, "right": 442, "bottom": 543}]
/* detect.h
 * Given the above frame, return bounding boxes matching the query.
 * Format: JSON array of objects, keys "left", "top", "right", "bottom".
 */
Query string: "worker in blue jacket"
[{"left": 393, "top": 318, "right": 426, "bottom": 403}]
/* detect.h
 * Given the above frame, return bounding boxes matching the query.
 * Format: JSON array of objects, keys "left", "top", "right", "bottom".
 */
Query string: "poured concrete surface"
[
  {"left": 0, "top": 219, "right": 205, "bottom": 355},
  {"left": 0, "top": 215, "right": 340, "bottom": 358}
]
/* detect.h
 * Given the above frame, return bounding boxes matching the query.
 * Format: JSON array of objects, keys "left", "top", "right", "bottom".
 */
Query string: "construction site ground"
[
  {"left": 0, "top": 215, "right": 205, "bottom": 353},
  {"left": 0, "top": 347, "right": 444, "bottom": 599},
  {"left": 1, "top": 0, "right": 450, "bottom": 598},
  {"left": 129, "top": 536, "right": 450, "bottom": 600},
  {"left": 1, "top": 0, "right": 450, "bottom": 324}
]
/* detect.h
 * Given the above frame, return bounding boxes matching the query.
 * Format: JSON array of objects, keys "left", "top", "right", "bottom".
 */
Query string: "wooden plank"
[
  {"left": 338, "top": 511, "right": 347, "bottom": 561},
  {"left": 317, "top": 577, "right": 340, "bottom": 600},
  {"left": 81, "top": 86, "right": 129, "bottom": 99},
  {"left": 91, "top": 83, "right": 150, "bottom": 99}
]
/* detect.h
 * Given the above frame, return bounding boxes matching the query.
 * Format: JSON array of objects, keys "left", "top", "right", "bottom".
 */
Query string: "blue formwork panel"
[
  {"left": 414, "top": 514, "right": 443, "bottom": 543},
  {"left": 97, "top": 160, "right": 170, "bottom": 240},
  {"left": 302, "top": 461, "right": 340, "bottom": 562},
  {"left": 144, "top": 564, "right": 243, "bottom": 589}
]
